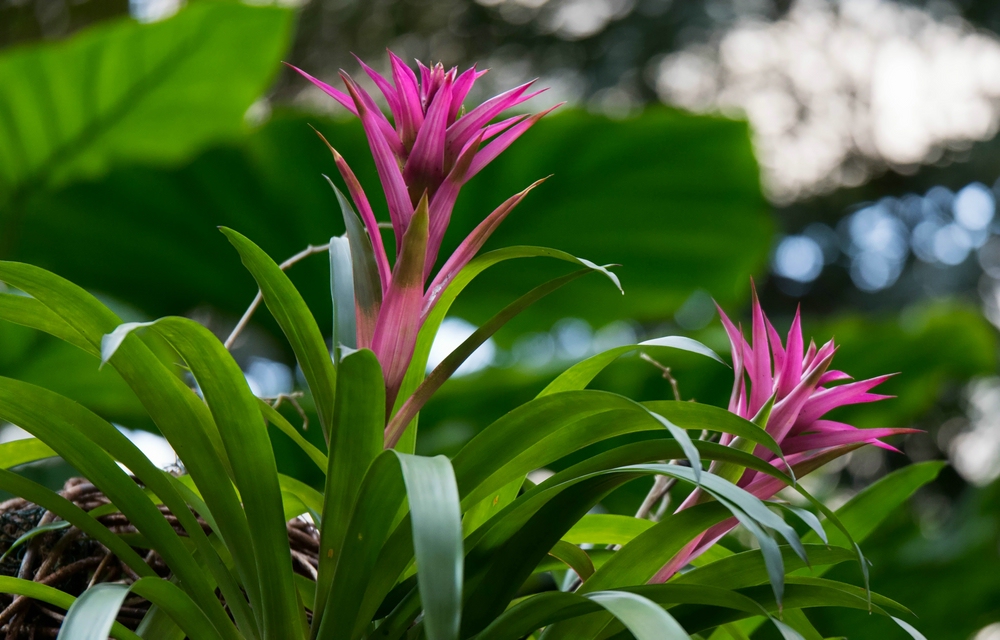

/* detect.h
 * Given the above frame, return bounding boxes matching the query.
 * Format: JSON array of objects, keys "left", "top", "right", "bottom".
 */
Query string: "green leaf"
[
  {"left": 0, "top": 292, "right": 95, "bottom": 356},
  {"left": 60, "top": 579, "right": 226, "bottom": 640},
  {"left": 260, "top": 399, "right": 328, "bottom": 473},
  {"left": 148, "top": 316, "right": 303, "bottom": 639},
  {"left": 0, "top": 577, "right": 140, "bottom": 640},
  {"left": 313, "top": 349, "right": 384, "bottom": 635},
  {"left": 892, "top": 617, "right": 927, "bottom": 640},
  {"left": 0, "top": 437, "right": 56, "bottom": 469},
  {"left": 734, "top": 461, "right": 947, "bottom": 640},
  {"left": 644, "top": 409, "right": 702, "bottom": 483},
  {"left": 807, "top": 461, "right": 947, "bottom": 547},
  {"left": 0, "top": 263, "right": 253, "bottom": 636},
  {"left": 0, "top": 3, "right": 292, "bottom": 209},
  {"left": 129, "top": 578, "right": 227, "bottom": 640},
  {"left": 549, "top": 540, "right": 596, "bottom": 582},
  {"left": 454, "top": 393, "right": 784, "bottom": 511},
  {"left": 329, "top": 235, "right": 356, "bottom": 358},
  {"left": 100, "top": 320, "right": 158, "bottom": 365},
  {"left": 394, "top": 245, "right": 619, "bottom": 453},
  {"left": 58, "top": 584, "right": 139, "bottom": 640},
  {"left": 0, "top": 262, "right": 261, "bottom": 609},
  {"left": 0, "top": 377, "right": 244, "bottom": 640},
  {"left": 328, "top": 178, "right": 382, "bottom": 348},
  {"left": 775, "top": 504, "right": 828, "bottom": 545},
  {"left": 318, "top": 451, "right": 463, "bottom": 640},
  {"left": 395, "top": 453, "right": 464, "bottom": 640},
  {"left": 777, "top": 609, "right": 823, "bottom": 640},
  {"left": 462, "top": 462, "right": 791, "bottom": 637},
  {"left": 0, "top": 520, "right": 70, "bottom": 563},
  {"left": 476, "top": 584, "right": 760, "bottom": 640},
  {"left": 222, "top": 228, "right": 337, "bottom": 442},
  {"left": 462, "top": 477, "right": 522, "bottom": 537},
  {"left": 587, "top": 591, "right": 690, "bottom": 640},
  {"left": 278, "top": 474, "right": 324, "bottom": 516},
  {"left": 136, "top": 605, "right": 187, "bottom": 640},
  {"left": 562, "top": 514, "right": 654, "bottom": 546},
  {"left": 677, "top": 546, "right": 857, "bottom": 591},
  {"left": 769, "top": 617, "right": 807, "bottom": 640},
  {"left": 535, "top": 454, "right": 801, "bottom": 640},
  {"left": 386, "top": 266, "right": 616, "bottom": 448},
  {"left": 538, "top": 336, "right": 725, "bottom": 397}
]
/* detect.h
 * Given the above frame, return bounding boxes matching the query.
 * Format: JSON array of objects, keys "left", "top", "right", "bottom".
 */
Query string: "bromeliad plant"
[{"left": 0, "top": 53, "right": 931, "bottom": 640}]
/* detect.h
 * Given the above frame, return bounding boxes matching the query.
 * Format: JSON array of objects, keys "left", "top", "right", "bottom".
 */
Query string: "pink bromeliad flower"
[
  {"left": 288, "top": 53, "right": 558, "bottom": 407},
  {"left": 652, "top": 287, "right": 917, "bottom": 582}
]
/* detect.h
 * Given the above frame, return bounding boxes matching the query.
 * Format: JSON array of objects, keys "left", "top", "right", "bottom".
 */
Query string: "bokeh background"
[{"left": 2, "top": 0, "right": 999, "bottom": 636}]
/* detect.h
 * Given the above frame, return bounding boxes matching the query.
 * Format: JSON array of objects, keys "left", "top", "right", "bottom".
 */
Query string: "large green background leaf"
[
  {"left": 0, "top": 2, "right": 293, "bottom": 209},
  {"left": 2, "top": 109, "right": 771, "bottom": 340}
]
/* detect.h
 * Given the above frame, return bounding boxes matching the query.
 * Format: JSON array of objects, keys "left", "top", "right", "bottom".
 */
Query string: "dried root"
[{"left": 0, "top": 477, "right": 320, "bottom": 638}]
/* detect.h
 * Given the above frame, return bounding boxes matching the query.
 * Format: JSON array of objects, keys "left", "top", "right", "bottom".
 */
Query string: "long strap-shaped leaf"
[
  {"left": 316, "top": 450, "right": 462, "bottom": 640},
  {"left": 147, "top": 317, "right": 305, "bottom": 640},
  {"left": 0, "top": 262, "right": 261, "bottom": 627},
  {"left": 462, "top": 340, "right": 727, "bottom": 535},
  {"left": 538, "top": 336, "right": 725, "bottom": 397},
  {"left": 329, "top": 178, "right": 382, "bottom": 349},
  {"left": 0, "top": 577, "right": 140, "bottom": 640},
  {"left": 0, "top": 437, "right": 56, "bottom": 468},
  {"left": 58, "top": 579, "right": 224, "bottom": 640},
  {"left": 397, "top": 453, "right": 464, "bottom": 640},
  {"left": 716, "top": 462, "right": 945, "bottom": 639},
  {"left": 511, "top": 469, "right": 795, "bottom": 640},
  {"left": 562, "top": 514, "right": 654, "bottom": 546},
  {"left": 392, "top": 245, "right": 622, "bottom": 453},
  {"left": 0, "top": 291, "right": 97, "bottom": 355},
  {"left": 385, "top": 267, "right": 619, "bottom": 448},
  {"left": 329, "top": 235, "right": 357, "bottom": 358},
  {"left": 0, "top": 468, "right": 150, "bottom": 576},
  {"left": 586, "top": 591, "right": 690, "bottom": 640},
  {"left": 369, "top": 436, "right": 801, "bottom": 638},
  {"left": 454, "top": 393, "right": 785, "bottom": 511},
  {"left": 459, "top": 460, "right": 801, "bottom": 636},
  {"left": 313, "top": 349, "right": 384, "bottom": 638},
  {"left": 475, "top": 584, "right": 759, "bottom": 640},
  {"left": 0, "top": 378, "right": 245, "bottom": 640},
  {"left": 222, "top": 228, "right": 337, "bottom": 442},
  {"left": 259, "top": 399, "right": 328, "bottom": 472},
  {"left": 536, "top": 453, "right": 847, "bottom": 640},
  {"left": 598, "top": 581, "right": 904, "bottom": 640}
]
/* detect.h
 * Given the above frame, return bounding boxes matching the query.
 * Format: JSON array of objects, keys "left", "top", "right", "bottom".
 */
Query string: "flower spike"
[
  {"left": 653, "top": 285, "right": 912, "bottom": 583},
  {"left": 296, "top": 50, "right": 558, "bottom": 406}
]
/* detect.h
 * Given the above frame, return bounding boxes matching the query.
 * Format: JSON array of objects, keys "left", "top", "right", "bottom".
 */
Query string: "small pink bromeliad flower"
[
  {"left": 288, "top": 53, "right": 558, "bottom": 408},
  {"left": 653, "top": 287, "right": 917, "bottom": 582}
]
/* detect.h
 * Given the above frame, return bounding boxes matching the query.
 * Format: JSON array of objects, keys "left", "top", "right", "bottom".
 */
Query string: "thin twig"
[
  {"left": 268, "top": 392, "right": 309, "bottom": 432},
  {"left": 652, "top": 491, "right": 672, "bottom": 521},
  {"left": 631, "top": 354, "right": 685, "bottom": 524},
  {"left": 640, "top": 353, "right": 682, "bottom": 401},
  {"left": 224, "top": 243, "right": 331, "bottom": 350}
]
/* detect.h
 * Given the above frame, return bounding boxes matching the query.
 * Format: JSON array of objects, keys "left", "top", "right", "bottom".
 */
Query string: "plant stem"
[{"left": 224, "top": 243, "right": 330, "bottom": 349}]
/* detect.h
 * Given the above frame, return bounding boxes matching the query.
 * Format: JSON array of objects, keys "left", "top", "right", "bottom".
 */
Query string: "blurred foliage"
[
  {"left": 3, "top": 108, "right": 772, "bottom": 346},
  {"left": 0, "top": 2, "right": 293, "bottom": 251},
  {"left": 802, "top": 476, "right": 1000, "bottom": 640}
]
